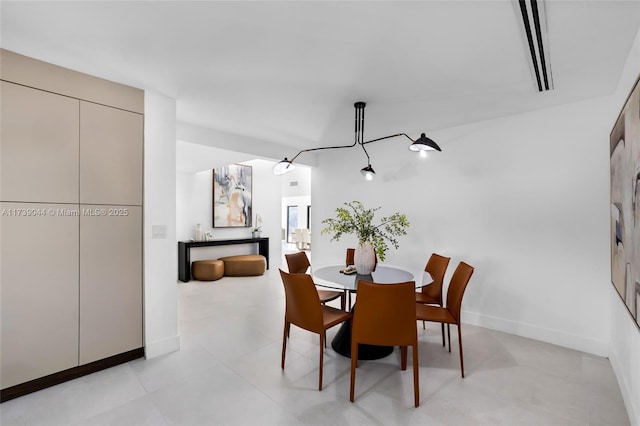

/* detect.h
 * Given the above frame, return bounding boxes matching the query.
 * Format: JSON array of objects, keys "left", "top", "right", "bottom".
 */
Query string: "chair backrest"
[
  {"left": 279, "top": 269, "right": 323, "bottom": 333},
  {"left": 346, "top": 248, "right": 355, "bottom": 266},
  {"left": 421, "top": 253, "right": 451, "bottom": 303},
  {"left": 285, "top": 251, "right": 311, "bottom": 274},
  {"left": 352, "top": 280, "right": 417, "bottom": 346},
  {"left": 445, "top": 262, "right": 475, "bottom": 323}
]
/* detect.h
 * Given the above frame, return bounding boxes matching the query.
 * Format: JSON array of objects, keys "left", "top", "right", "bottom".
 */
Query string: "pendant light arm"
[
  {"left": 360, "top": 140, "right": 372, "bottom": 165},
  {"left": 286, "top": 130, "right": 404, "bottom": 164},
  {"left": 362, "top": 133, "right": 414, "bottom": 145},
  {"left": 289, "top": 140, "right": 357, "bottom": 163}
]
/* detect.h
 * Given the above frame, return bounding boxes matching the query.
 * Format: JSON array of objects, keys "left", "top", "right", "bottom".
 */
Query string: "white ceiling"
[
  {"left": 2, "top": 1, "right": 639, "bottom": 155},
  {"left": 176, "top": 140, "right": 257, "bottom": 173}
]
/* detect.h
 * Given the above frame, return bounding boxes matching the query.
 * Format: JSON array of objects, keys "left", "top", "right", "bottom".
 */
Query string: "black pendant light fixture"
[
  {"left": 272, "top": 158, "right": 294, "bottom": 175},
  {"left": 360, "top": 164, "right": 376, "bottom": 181},
  {"left": 353, "top": 102, "right": 375, "bottom": 180},
  {"left": 409, "top": 133, "right": 441, "bottom": 153},
  {"left": 273, "top": 102, "right": 441, "bottom": 179}
]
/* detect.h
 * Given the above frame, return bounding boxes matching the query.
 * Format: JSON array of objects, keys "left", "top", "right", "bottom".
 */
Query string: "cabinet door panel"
[
  {"left": 79, "top": 206, "right": 143, "bottom": 364},
  {"left": 80, "top": 102, "right": 143, "bottom": 205},
  {"left": 0, "top": 202, "right": 80, "bottom": 389},
  {"left": 0, "top": 82, "right": 79, "bottom": 203}
]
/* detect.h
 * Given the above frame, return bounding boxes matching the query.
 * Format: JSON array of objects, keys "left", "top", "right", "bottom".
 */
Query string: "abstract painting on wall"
[
  {"left": 213, "top": 164, "right": 252, "bottom": 228},
  {"left": 610, "top": 75, "right": 640, "bottom": 329}
]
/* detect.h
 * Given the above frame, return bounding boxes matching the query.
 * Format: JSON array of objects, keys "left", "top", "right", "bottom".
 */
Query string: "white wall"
[
  {"left": 607, "top": 27, "right": 640, "bottom": 426},
  {"left": 281, "top": 165, "right": 311, "bottom": 198},
  {"left": 178, "top": 122, "right": 318, "bottom": 168},
  {"left": 177, "top": 140, "right": 256, "bottom": 176},
  {"left": 176, "top": 169, "right": 214, "bottom": 242},
  {"left": 176, "top": 159, "right": 282, "bottom": 267},
  {"left": 143, "top": 90, "right": 180, "bottom": 358}
]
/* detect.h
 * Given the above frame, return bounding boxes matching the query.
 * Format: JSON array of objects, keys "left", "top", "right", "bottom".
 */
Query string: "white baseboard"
[
  {"left": 144, "top": 335, "right": 180, "bottom": 359},
  {"left": 462, "top": 310, "right": 609, "bottom": 357}
]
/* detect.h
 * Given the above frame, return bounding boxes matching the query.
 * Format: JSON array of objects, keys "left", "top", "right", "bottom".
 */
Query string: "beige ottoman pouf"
[
  {"left": 191, "top": 259, "right": 225, "bottom": 281},
  {"left": 219, "top": 254, "right": 266, "bottom": 277}
]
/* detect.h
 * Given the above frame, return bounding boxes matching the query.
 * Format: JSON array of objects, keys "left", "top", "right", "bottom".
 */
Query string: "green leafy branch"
[{"left": 320, "top": 201, "right": 409, "bottom": 261}]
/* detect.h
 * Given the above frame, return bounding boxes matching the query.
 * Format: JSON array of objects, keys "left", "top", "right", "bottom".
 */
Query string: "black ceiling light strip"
[
  {"left": 531, "top": 0, "right": 549, "bottom": 90},
  {"left": 518, "top": 0, "right": 543, "bottom": 92}
]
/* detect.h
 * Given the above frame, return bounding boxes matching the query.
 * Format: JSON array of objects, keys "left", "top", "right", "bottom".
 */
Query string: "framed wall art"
[
  {"left": 610, "top": 75, "right": 640, "bottom": 329},
  {"left": 213, "top": 164, "right": 252, "bottom": 228}
]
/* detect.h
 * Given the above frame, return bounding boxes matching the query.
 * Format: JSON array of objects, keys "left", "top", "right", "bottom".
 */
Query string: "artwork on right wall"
[{"left": 610, "top": 74, "right": 640, "bottom": 329}]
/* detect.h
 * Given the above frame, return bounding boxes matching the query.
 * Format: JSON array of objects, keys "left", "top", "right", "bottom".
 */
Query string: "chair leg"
[
  {"left": 441, "top": 323, "right": 445, "bottom": 346},
  {"left": 349, "top": 339, "right": 358, "bottom": 402},
  {"left": 319, "top": 333, "right": 324, "bottom": 390},
  {"left": 412, "top": 344, "right": 420, "bottom": 407},
  {"left": 282, "top": 322, "right": 289, "bottom": 369},
  {"left": 400, "top": 346, "right": 407, "bottom": 370},
  {"left": 341, "top": 292, "right": 346, "bottom": 311},
  {"left": 422, "top": 320, "right": 426, "bottom": 330},
  {"left": 447, "top": 324, "right": 451, "bottom": 353},
  {"left": 458, "top": 324, "right": 465, "bottom": 378}
]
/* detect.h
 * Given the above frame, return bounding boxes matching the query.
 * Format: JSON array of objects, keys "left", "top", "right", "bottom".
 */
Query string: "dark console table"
[{"left": 178, "top": 237, "right": 269, "bottom": 282}]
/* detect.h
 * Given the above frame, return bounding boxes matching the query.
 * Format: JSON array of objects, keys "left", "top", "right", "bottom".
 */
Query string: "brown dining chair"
[
  {"left": 279, "top": 269, "right": 352, "bottom": 391},
  {"left": 285, "top": 251, "right": 345, "bottom": 310},
  {"left": 350, "top": 280, "right": 420, "bottom": 407},
  {"left": 416, "top": 261, "right": 475, "bottom": 378},
  {"left": 345, "top": 248, "right": 377, "bottom": 271},
  {"left": 416, "top": 253, "right": 451, "bottom": 345}
]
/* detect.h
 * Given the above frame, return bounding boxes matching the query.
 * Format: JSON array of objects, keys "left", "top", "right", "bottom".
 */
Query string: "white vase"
[
  {"left": 195, "top": 224, "right": 203, "bottom": 242},
  {"left": 354, "top": 241, "right": 376, "bottom": 275}
]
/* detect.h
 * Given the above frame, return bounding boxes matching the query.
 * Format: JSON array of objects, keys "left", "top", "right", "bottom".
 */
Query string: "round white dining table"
[
  {"left": 312, "top": 264, "right": 432, "bottom": 292},
  {"left": 311, "top": 264, "right": 433, "bottom": 360}
]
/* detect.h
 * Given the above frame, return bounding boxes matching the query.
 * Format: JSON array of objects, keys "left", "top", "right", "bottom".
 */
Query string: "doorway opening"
[{"left": 281, "top": 166, "right": 312, "bottom": 260}]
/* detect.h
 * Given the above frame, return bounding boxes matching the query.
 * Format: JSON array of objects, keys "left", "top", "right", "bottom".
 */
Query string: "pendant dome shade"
[
  {"left": 273, "top": 158, "right": 294, "bottom": 175},
  {"left": 409, "top": 133, "right": 441, "bottom": 152},
  {"left": 360, "top": 164, "right": 375, "bottom": 180}
]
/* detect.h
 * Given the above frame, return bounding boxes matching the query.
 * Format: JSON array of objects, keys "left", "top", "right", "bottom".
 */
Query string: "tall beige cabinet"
[{"left": 0, "top": 49, "right": 144, "bottom": 401}]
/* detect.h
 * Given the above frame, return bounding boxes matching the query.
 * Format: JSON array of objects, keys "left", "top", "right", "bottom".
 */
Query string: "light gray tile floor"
[{"left": 1, "top": 264, "right": 630, "bottom": 426}]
